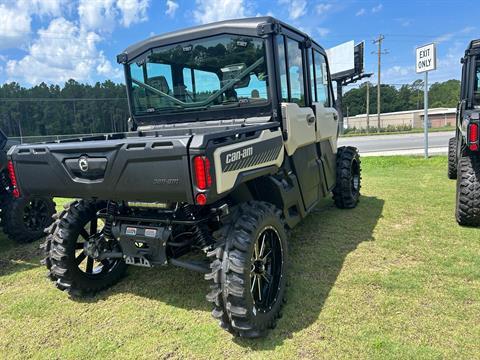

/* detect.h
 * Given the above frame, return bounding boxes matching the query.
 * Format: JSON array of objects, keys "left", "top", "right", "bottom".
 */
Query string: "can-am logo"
[
  {"left": 225, "top": 147, "right": 253, "bottom": 164},
  {"left": 78, "top": 157, "right": 89, "bottom": 172}
]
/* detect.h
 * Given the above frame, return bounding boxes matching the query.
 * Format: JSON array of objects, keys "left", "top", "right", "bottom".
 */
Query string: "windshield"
[{"left": 128, "top": 35, "right": 269, "bottom": 116}]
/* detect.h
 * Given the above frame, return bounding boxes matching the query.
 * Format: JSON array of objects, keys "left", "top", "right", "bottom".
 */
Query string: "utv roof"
[
  {"left": 468, "top": 39, "right": 480, "bottom": 49},
  {"left": 465, "top": 39, "right": 480, "bottom": 56},
  {"left": 117, "top": 16, "right": 320, "bottom": 64}
]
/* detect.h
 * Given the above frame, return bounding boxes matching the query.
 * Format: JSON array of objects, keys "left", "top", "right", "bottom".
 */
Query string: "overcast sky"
[{"left": 0, "top": 0, "right": 477, "bottom": 87}]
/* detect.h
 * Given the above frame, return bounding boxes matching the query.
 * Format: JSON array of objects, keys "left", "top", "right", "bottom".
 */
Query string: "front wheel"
[
  {"left": 333, "top": 146, "right": 361, "bottom": 209},
  {"left": 46, "top": 200, "right": 127, "bottom": 296},
  {"left": 205, "top": 201, "right": 288, "bottom": 338}
]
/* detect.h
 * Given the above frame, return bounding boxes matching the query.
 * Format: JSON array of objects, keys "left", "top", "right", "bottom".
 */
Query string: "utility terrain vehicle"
[
  {"left": 0, "top": 129, "right": 55, "bottom": 243},
  {"left": 8, "top": 17, "right": 361, "bottom": 337},
  {"left": 448, "top": 39, "right": 480, "bottom": 226}
]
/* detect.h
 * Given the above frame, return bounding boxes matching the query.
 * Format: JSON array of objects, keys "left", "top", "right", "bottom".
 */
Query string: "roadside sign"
[
  {"left": 416, "top": 43, "right": 436, "bottom": 73},
  {"left": 415, "top": 43, "right": 437, "bottom": 158}
]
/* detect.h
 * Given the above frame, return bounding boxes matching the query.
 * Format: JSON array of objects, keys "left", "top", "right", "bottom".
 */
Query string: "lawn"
[{"left": 0, "top": 156, "right": 479, "bottom": 359}]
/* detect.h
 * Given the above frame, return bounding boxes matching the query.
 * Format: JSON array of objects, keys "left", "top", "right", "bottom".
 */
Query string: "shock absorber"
[
  {"left": 192, "top": 224, "right": 214, "bottom": 250},
  {"left": 103, "top": 201, "right": 117, "bottom": 240}
]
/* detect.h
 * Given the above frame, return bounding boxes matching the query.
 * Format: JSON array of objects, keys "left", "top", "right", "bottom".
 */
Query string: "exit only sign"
[{"left": 416, "top": 43, "right": 437, "bottom": 73}]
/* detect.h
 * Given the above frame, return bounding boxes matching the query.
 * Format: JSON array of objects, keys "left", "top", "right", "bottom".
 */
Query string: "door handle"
[{"left": 307, "top": 115, "right": 316, "bottom": 124}]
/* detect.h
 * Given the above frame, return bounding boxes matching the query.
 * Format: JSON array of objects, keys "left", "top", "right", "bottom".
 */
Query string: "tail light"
[
  {"left": 193, "top": 156, "right": 212, "bottom": 190},
  {"left": 7, "top": 160, "right": 20, "bottom": 198},
  {"left": 468, "top": 123, "right": 479, "bottom": 151},
  {"left": 195, "top": 193, "right": 207, "bottom": 206},
  {"left": 193, "top": 156, "right": 212, "bottom": 206}
]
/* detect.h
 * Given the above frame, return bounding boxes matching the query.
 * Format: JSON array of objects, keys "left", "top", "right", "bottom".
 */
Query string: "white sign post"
[{"left": 416, "top": 43, "right": 437, "bottom": 158}]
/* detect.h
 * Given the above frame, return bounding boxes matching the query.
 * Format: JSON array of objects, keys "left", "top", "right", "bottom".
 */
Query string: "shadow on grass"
[{"left": 0, "top": 232, "right": 43, "bottom": 277}]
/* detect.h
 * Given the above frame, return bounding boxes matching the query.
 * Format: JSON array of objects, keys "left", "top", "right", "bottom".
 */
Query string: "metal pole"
[
  {"left": 336, "top": 82, "right": 344, "bottom": 134},
  {"left": 424, "top": 71, "right": 429, "bottom": 158},
  {"left": 366, "top": 82, "right": 370, "bottom": 133},
  {"left": 377, "top": 43, "right": 381, "bottom": 132}
]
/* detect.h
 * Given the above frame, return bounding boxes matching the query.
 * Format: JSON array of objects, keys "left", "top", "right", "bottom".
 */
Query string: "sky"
[{"left": 0, "top": 0, "right": 477, "bottom": 88}]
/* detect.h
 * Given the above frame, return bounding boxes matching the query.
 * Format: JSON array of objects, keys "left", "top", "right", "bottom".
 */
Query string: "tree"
[
  {"left": 0, "top": 80, "right": 128, "bottom": 138},
  {"left": 342, "top": 79, "right": 460, "bottom": 117}
]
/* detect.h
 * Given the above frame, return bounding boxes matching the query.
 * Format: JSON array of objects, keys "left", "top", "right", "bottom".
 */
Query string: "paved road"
[{"left": 338, "top": 131, "right": 454, "bottom": 155}]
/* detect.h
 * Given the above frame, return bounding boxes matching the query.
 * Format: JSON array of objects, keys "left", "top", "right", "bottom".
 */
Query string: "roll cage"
[
  {"left": 460, "top": 39, "right": 480, "bottom": 109},
  {"left": 117, "top": 16, "right": 335, "bottom": 128}
]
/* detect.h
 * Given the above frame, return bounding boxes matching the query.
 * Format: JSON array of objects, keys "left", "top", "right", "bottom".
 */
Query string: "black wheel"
[
  {"left": 46, "top": 200, "right": 127, "bottom": 296},
  {"left": 205, "top": 201, "right": 288, "bottom": 338},
  {"left": 448, "top": 137, "right": 457, "bottom": 179},
  {"left": 2, "top": 196, "right": 55, "bottom": 243},
  {"left": 456, "top": 155, "right": 480, "bottom": 226},
  {"left": 333, "top": 146, "right": 361, "bottom": 209}
]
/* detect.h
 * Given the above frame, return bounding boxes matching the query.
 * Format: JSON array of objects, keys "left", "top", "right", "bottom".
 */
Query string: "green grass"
[{"left": 1, "top": 156, "right": 479, "bottom": 359}]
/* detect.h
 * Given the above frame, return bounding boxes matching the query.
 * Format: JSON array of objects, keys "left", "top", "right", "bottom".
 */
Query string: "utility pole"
[
  {"left": 372, "top": 35, "right": 388, "bottom": 132},
  {"left": 366, "top": 82, "right": 370, "bottom": 133},
  {"left": 336, "top": 83, "right": 344, "bottom": 134}
]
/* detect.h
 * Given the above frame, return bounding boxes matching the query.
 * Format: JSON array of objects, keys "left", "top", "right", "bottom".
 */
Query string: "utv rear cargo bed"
[{"left": 10, "top": 134, "right": 193, "bottom": 202}]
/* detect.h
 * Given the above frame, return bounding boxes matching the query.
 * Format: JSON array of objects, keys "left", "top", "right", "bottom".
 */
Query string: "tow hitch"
[{"left": 112, "top": 224, "right": 171, "bottom": 267}]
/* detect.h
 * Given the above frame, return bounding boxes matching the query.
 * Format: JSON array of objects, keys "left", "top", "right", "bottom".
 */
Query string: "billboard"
[
  {"left": 327, "top": 41, "right": 365, "bottom": 80},
  {"left": 326, "top": 40, "right": 354, "bottom": 78}
]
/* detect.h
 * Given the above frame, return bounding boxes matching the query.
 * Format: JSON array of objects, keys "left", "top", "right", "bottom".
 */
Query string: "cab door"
[
  {"left": 277, "top": 35, "right": 321, "bottom": 211},
  {"left": 309, "top": 49, "right": 338, "bottom": 190}
]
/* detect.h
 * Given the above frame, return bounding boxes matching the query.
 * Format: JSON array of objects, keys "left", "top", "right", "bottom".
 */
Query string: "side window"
[
  {"left": 277, "top": 36, "right": 289, "bottom": 102},
  {"left": 314, "top": 51, "right": 330, "bottom": 107},
  {"left": 286, "top": 38, "right": 305, "bottom": 106}
]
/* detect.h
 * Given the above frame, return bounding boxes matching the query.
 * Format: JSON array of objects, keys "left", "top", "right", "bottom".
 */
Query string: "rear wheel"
[
  {"left": 448, "top": 137, "right": 457, "bottom": 179},
  {"left": 47, "top": 200, "right": 127, "bottom": 296},
  {"left": 456, "top": 155, "right": 480, "bottom": 226},
  {"left": 205, "top": 201, "right": 288, "bottom": 338},
  {"left": 2, "top": 196, "right": 55, "bottom": 243},
  {"left": 333, "top": 146, "right": 361, "bottom": 209}
]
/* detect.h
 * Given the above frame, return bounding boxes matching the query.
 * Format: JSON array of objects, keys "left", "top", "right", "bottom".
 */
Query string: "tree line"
[
  {"left": 0, "top": 80, "right": 128, "bottom": 138},
  {"left": 0, "top": 78, "right": 461, "bottom": 138},
  {"left": 342, "top": 79, "right": 460, "bottom": 117}
]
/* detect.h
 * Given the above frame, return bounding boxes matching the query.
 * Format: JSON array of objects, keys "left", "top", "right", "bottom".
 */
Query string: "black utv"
[
  {"left": 448, "top": 39, "right": 480, "bottom": 226},
  {"left": 0, "top": 130, "right": 55, "bottom": 243},
  {"left": 8, "top": 17, "right": 361, "bottom": 338}
]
